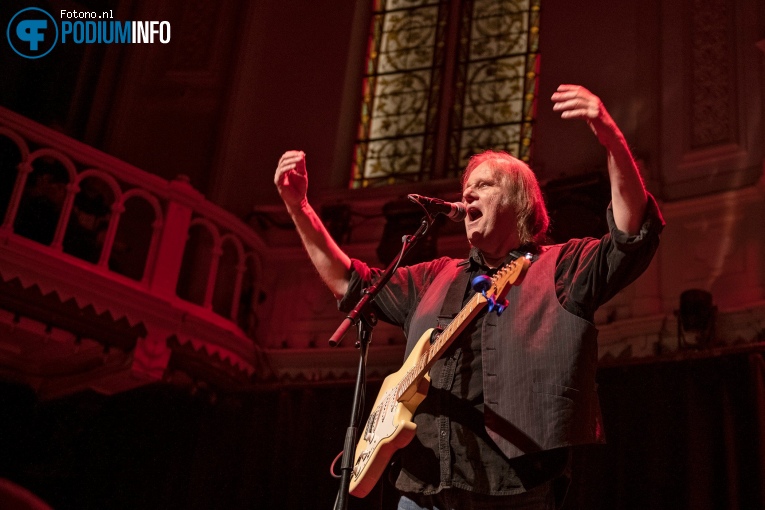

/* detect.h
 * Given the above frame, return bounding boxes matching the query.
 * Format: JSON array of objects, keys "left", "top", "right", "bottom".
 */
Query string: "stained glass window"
[{"left": 351, "top": 0, "right": 540, "bottom": 188}]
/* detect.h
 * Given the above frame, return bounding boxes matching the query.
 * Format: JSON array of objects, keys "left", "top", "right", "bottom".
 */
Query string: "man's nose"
[{"left": 462, "top": 188, "right": 477, "bottom": 203}]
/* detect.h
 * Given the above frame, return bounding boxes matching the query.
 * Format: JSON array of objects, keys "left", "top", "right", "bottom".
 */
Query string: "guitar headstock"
[
  {"left": 489, "top": 255, "right": 531, "bottom": 299},
  {"left": 471, "top": 254, "right": 531, "bottom": 315}
]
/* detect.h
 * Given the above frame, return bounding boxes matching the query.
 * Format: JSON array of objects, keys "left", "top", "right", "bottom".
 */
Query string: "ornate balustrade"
[{"left": 0, "top": 106, "right": 267, "bottom": 398}]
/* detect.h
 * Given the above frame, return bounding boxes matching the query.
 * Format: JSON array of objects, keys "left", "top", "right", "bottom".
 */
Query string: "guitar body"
[{"left": 349, "top": 328, "right": 436, "bottom": 497}]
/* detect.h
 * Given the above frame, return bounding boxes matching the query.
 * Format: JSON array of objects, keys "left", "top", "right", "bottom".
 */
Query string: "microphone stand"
[{"left": 331, "top": 212, "right": 435, "bottom": 510}]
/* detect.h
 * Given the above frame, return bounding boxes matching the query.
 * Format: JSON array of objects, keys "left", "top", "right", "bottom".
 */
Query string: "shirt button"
[{"left": 441, "top": 431, "right": 446, "bottom": 437}]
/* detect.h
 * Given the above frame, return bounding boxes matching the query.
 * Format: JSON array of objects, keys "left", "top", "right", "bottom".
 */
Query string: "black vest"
[{"left": 404, "top": 246, "right": 604, "bottom": 460}]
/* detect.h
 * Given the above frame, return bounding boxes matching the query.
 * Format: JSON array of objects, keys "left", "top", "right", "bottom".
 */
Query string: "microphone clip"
[{"left": 407, "top": 194, "right": 466, "bottom": 222}]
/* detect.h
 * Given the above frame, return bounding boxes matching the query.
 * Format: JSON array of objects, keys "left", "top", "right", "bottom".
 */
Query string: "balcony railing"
[{"left": 0, "top": 105, "right": 267, "bottom": 396}]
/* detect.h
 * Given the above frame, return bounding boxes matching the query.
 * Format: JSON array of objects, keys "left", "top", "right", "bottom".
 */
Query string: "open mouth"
[{"left": 467, "top": 207, "right": 482, "bottom": 221}]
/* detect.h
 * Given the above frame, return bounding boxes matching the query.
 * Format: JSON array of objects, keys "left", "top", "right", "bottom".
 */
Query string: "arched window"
[
  {"left": 176, "top": 222, "right": 216, "bottom": 306},
  {"left": 14, "top": 156, "right": 70, "bottom": 245},
  {"left": 63, "top": 176, "right": 116, "bottom": 264},
  {"left": 352, "top": 0, "right": 540, "bottom": 188},
  {"left": 212, "top": 236, "right": 243, "bottom": 318},
  {"left": 112, "top": 193, "right": 161, "bottom": 282},
  {"left": 237, "top": 254, "right": 261, "bottom": 339},
  {"left": 0, "top": 135, "right": 22, "bottom": 225}
]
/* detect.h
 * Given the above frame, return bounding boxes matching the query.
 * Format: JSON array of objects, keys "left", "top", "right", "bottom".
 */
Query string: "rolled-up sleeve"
[
  {"left": 608, "top": 193, "right": 665, "bottom": 251},
  {"left": 555, "top": 193, "right": 665, "bottom": 320}
]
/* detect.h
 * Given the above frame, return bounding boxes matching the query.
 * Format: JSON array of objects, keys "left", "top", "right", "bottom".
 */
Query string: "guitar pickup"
[{"left": 366, "top": 409, "right": 378, "bottom": 435}]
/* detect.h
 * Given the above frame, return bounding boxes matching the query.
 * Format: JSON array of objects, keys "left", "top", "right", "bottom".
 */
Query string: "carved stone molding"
[
  {"left": 688, "top": 0, "right": 735, "bottom": 150},
  {"left": 660, "top": 0, "right": 763, "bottom": 200}
]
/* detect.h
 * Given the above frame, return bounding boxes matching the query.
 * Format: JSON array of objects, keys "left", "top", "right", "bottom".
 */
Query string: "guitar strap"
[{"left": 435, "top": 262, "right": 471, "bottom": 327}]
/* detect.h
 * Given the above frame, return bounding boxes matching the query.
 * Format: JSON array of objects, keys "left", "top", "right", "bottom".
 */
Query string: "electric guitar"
[{"left": 349, "top": 256, "right": 531, "bottom": 497}]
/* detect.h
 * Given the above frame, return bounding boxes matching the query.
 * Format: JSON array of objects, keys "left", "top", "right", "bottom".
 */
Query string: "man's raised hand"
[{"left": 274, "top": 150, "right": 308, "bottom": 210}]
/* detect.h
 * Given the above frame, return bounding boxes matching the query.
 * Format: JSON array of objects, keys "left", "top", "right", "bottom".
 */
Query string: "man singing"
[{"left": 274, "top": 85, "right": 664, "bottom": 509}]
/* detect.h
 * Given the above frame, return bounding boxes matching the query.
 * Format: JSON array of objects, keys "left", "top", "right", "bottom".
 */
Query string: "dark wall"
[
  {"left": 0, "top": 380, "right": 393, "bottom": 510},
  {"left": 207, "top": 0, "right": 364, "bottom": 216},
  {"left": 237, "top": 0, "right": 666, "bottom": 207},
  {"left": 535, "top": 0, "right": 661, "bottom": 184},
  {"left": 2, "top": 351, "right": 763, "bottom": 510},
  {"left": 0, "top": 0, "right": 667, "bottom": 214}
]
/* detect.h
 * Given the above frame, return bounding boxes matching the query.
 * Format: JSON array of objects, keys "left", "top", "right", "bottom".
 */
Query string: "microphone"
[{"left": 407, "top": 194, "right": 466, "bottom": 222}]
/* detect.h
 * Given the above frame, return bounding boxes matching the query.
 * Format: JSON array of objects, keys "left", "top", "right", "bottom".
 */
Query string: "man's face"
[{"left": 462, "top": 161, "right": 520, "bottom": 261}]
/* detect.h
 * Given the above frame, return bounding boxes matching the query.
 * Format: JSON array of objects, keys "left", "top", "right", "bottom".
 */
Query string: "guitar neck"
[{"left": 394, "top": 291, "right": 486, "bottom": 401}]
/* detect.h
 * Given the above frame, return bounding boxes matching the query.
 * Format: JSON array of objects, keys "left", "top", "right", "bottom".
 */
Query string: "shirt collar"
[{"left": 462, "top": 244, "right": 540, "bottom": 272}]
